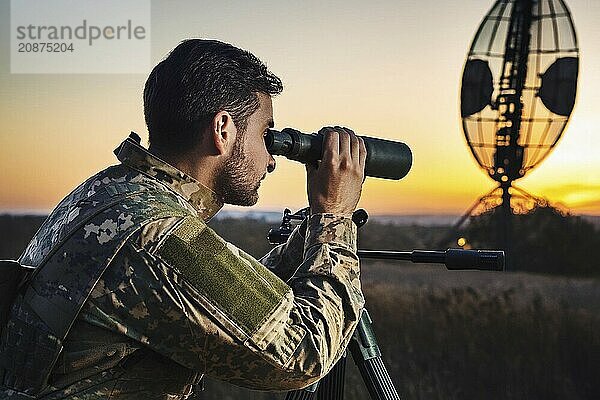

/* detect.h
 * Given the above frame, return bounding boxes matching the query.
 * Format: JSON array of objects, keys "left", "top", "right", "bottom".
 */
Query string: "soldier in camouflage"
[{"left": 0, "top": 39, "right": 366, "bottom": 399}]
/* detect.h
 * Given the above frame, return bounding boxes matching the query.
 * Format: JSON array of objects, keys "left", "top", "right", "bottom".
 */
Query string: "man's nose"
[{"left": 267, "top": 155, "right": 276, "bottom": 173}]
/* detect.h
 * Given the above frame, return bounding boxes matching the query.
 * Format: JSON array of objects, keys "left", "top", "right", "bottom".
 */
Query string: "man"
[{"left": 0, "top": 39, "right": 366, "bottom": 399}]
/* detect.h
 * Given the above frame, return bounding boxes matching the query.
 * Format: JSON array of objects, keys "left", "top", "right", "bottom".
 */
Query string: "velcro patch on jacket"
[{"left": 157, "top": 217, "right": 290, "bottom": 336}]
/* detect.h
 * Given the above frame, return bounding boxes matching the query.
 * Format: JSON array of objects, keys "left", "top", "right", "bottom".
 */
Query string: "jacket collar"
[{"left": 114, "top": 132, "right": 223, "bottom": 221}]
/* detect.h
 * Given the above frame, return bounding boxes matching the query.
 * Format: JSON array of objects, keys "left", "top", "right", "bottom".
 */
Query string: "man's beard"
[{"left": 215, "top": 137, "right": 261, "bottom": 206}]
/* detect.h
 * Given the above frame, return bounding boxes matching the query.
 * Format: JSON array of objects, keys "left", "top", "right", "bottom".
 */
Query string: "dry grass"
[
  {"left": 201, "top": 266, "right": 600, "bottom": 400},
  {"left": 356, "top": 262, "right": 600, "bottom": 400}
]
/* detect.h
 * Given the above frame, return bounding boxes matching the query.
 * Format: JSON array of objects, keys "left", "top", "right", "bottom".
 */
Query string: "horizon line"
[{"left": 2, "top": 208, "right": 599, "bottom": 218}]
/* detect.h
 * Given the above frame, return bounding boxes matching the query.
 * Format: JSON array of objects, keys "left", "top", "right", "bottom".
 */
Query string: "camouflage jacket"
[{"left": 2, "top": 134, "right": 364, "bottom": 399}]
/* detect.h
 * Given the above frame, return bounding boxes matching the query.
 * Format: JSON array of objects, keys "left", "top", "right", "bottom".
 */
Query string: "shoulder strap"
[
  {"left": 1, "top": 187, "right": 189, "bottom": 396},
  {"left": 26, "top": 184, "right": 144, "bottom": 283},
  {"left": 28, "top": 187, "right": 188, "bottom": 336}
]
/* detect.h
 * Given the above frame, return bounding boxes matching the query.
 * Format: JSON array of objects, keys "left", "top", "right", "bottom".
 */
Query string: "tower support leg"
[{"left": 501, "top": 183, "right": 512, "bottom": 271}]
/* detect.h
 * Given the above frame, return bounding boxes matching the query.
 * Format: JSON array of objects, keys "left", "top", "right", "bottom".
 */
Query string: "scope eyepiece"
[{"left": 265, "top": 128, "right": 412, "bottom": 180}]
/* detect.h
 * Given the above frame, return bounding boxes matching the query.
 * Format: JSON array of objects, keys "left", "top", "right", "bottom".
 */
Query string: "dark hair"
[{"left": 144, "top": 39, "right": 283, "bottom": 156}]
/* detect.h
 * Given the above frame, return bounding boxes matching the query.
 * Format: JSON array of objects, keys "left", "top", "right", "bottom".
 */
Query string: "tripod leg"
[
  {"left": 316, "top": 355, "right": 347, "bottom": 400},
  {"left": 349, "top": 310, "right": 400, "bottom": 400},
  {"left": 285, "top": 309, "right": 400, "bottom": 400}
]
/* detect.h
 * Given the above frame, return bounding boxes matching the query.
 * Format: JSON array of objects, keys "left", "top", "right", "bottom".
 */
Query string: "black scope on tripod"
[{"left": 265, "top": 128, "right": 413, "bottom": 180}]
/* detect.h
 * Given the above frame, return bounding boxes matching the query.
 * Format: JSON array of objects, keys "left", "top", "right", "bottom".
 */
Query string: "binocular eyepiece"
[{"left": 265, "top": 128, "right": 412, "bottom": 180}]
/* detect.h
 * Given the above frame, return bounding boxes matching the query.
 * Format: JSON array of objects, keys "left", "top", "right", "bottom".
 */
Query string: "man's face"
[{"left": 216, "top": 93, "right": 276, "bottom": 206}]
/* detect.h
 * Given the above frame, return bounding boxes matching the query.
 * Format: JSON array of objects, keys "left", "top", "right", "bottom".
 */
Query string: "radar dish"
[
  {"left": 461, "top": 0, "right": 579, "bottom": 181},
  {"left": 442, "top": 0, "right": 580, "bottom": 269}
]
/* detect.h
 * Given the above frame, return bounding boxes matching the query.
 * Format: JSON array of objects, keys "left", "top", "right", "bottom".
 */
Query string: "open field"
[
  {"left": 1, "top": 214, "right": 599, "bottom": 399},
  {"left": 200, "top": 264, "right": 600, "bottom": 400}
]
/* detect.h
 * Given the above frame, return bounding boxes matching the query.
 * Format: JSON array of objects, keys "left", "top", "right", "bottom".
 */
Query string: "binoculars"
[{"left": 265, "top": 128, "right": 412, "bottom": 180}]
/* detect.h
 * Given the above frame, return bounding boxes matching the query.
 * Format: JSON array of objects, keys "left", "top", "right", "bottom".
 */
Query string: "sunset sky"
[{"left": 1, "top": 0, "right": 599, "bottom": 216}]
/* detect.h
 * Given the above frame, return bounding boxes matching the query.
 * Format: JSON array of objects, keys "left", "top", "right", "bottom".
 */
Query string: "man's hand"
[{"left": 306, "top": 127, "right": 367, "bottom": 216}]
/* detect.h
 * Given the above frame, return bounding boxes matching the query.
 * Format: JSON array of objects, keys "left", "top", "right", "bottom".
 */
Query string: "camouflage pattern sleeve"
[
  {"left": 279, "top": 213, "right": 365, "bottom": 382},
  {"left": 259, "top": 222, "right": 307, "bottom": 281},
  {"left": 99, "top": 213, "right": 364, "bottom": 391}
]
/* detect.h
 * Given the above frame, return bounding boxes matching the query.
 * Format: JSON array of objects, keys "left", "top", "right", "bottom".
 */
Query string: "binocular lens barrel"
[{"left": 265, "top": 128, "right": 412, "bottom": 180}]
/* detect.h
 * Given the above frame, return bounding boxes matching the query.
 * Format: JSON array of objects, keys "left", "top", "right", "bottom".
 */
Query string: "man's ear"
[{"left": 211, "top": 111, "right": 237, "bottom": 156}]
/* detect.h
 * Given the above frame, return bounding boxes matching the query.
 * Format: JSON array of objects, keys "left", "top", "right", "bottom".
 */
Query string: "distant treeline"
[
  {"left": 2, "top": 207, "right": 599, "bottom": 277},
  {"left": 0, "top": 214, "right": 46, "bottom": 260},
  {"left": 463, "top": 205, "right": 600, "bottom": 277}
]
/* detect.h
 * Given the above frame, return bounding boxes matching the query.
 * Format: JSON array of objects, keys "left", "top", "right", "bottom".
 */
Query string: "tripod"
[{"left": 268, "top": 208, "right": 505, "bottom": 400}]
